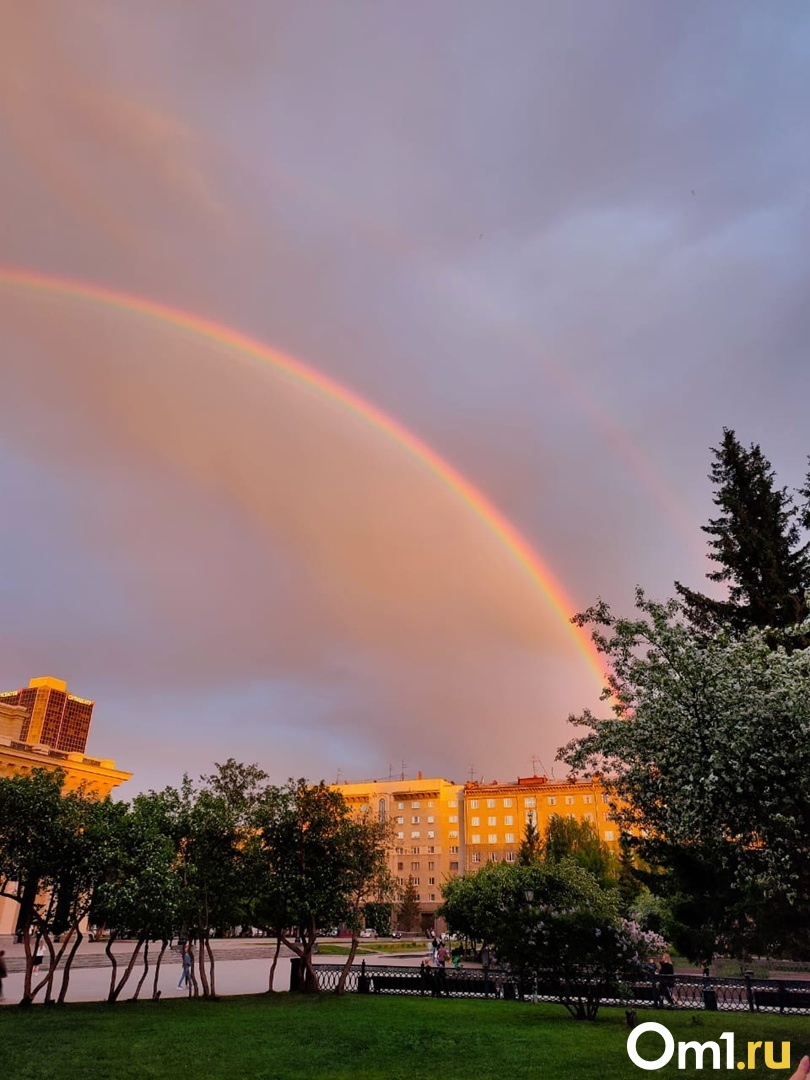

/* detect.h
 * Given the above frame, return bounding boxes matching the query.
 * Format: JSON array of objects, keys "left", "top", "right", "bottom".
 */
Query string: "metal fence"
[{"left": 293, "top": 961, "right": 810, "bottom": 1014}]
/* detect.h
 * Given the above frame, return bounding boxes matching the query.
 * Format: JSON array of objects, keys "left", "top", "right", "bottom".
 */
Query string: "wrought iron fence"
[{"left": 293, "top": 961, "right": 810, "bottom": 1014}]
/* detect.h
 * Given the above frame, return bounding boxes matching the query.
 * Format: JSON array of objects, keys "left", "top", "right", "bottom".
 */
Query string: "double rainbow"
[{"left": 0, "top": 266, "right": 605, "bottom": 689}]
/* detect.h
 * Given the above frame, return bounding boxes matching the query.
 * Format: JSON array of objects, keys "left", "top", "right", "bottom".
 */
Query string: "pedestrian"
[
  {"left": 178, "top": 944, "right": 192, "bottom": 988},
  {"left": 658, "top": 952, "right": 675, "bottom": 1006},
  {"left": 0, "top": 949, "right": 6, "bottom": 1000}
]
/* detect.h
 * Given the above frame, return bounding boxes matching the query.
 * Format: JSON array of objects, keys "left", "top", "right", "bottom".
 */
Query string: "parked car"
[{"left": 360, "top": 928, "right": 377, "bottom": 938}]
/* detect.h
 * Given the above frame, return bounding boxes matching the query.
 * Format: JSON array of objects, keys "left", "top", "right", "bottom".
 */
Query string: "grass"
[{"left": 2, "top": 994, "right": 810, "bottom": 1079}]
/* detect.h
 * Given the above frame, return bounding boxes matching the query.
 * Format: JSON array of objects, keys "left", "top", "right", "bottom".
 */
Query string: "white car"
[{"left": 359, "top": 928, "right": 377, "bottom": 938}]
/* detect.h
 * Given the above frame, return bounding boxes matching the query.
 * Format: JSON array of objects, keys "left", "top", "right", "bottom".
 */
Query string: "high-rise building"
[
  {"left": 0, "top": 676, "right": 94, "bottom": 754},
  {"left": 335, "top": 773, "right": 464, "bottom": 932}
]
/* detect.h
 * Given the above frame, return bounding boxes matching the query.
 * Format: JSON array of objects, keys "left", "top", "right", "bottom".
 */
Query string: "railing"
[{"left": 292, "top": 961, "right": 810, "bottom": 1014}]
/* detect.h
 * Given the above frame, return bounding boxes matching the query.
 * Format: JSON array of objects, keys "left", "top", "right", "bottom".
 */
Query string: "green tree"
[
  {"left": 397, "top": 877, "right": 420, "bottom": 933},
  {"left": 560, "top": 590, "right": 810, "bottom": 960},
  {"left": 517, "top": 815, "right": 541, "bottom": 865},
  {"left": 440, "top": 859, "right": 648, "bottom": 1019},
  {"left": 542, "top": 814, "right": 617, "bottom": 887},
  {"left": 92, "top": 791, "right": 180, "bottom": 1003},
  {"left": 676, "top": 429, "right": 810, "bottom": 639},
  {"left": 251, "top": 779, "right": 363, "bottom": 992}
]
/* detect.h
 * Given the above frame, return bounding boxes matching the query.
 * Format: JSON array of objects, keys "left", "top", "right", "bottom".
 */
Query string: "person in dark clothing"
[
  {"left": 658, "top": 952, "right": 675, "bottom": 1006},
  {"left": 0, "top": 949, "right": 7, "bottom": 1000}
]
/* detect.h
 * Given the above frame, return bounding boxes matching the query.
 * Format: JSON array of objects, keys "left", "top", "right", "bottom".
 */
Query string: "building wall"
[
  {"left": 461, "top": 774, "right": 618, "bottom": 872},
  {"left": 335, "top": 774, "right": 464, "bottom": 929},
  {"left": 0, "top": 676, "right": 94, "bottom": 754}
]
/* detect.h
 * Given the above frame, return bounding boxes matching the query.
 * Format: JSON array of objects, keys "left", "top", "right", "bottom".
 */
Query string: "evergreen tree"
[
  {"left": 676, "top": 429, "right": 810, "bottom": 638},
  {"left": 517, "top": 815, "right": 542, "bottom": 865},
  {"left": 396, "top": 877, "right": 421, "bottom": 933}
]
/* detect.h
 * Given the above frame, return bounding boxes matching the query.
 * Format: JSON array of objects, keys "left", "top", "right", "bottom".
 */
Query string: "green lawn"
[{"left": 2, "top": 994, "right": 809, "bottom": 1079}]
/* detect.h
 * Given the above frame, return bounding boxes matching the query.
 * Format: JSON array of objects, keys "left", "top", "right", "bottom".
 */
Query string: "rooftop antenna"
[
  {"left": 532, "top": 754, "right": 552, "bottom": 778},
  {"left": 400, "top": 760, "right": 407, "bottom": 781},
  {"left": 335, "top": 767, "right": 343, "bottom": 785},
  {"left": 468, "top": 763, "right": 477, "bottom": 782},
  {"left": 388, "top": 762, "right": 394, "bottom": 780}
]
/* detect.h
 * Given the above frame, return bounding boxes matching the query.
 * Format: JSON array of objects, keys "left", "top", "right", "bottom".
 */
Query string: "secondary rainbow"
[{"left": 0, "top": 265, "right": 606, "bottom": 689}]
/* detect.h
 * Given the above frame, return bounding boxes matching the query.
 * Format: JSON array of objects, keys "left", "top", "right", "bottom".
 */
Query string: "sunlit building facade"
[
  {"left": 336, "top": 773, "right": 464, "bottom": 931},
  {"left": 0, "top": 676, "right": 94, "bottom": 754},
  {"left": 461, "top": 774, "right": 619, "bottom": 872}
]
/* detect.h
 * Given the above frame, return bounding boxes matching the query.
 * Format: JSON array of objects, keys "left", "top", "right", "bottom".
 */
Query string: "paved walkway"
[{"left": 0, "top": 939, "right": 433, "bottom": 1005}]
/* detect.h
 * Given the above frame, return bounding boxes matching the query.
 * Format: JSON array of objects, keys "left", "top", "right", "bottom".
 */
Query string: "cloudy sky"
[{"left": 1, "top": 1, "right": 808, "bottom": 796}]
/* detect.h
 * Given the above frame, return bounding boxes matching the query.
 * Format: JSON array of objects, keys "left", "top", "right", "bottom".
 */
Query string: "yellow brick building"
[
  {"left": 462, "top": 774, "right": 618, "bottom": 872},
  {"left": 336, "top": 773, "right": 464, "bottom": 931}
]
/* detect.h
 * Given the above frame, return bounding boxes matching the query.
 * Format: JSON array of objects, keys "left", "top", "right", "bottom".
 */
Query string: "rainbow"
[{"left": 0, "top": 265, "right": 606, "bottom": 689}]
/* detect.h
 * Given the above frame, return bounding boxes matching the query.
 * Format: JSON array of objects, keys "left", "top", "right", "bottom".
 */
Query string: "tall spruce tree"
[{"left": 676, "top": 429, "right": 810, "bottom": 638}]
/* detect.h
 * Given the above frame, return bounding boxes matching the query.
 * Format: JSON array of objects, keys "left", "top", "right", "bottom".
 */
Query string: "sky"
[{"left": 1, "top": 1, "right": 809, "bottom": 797}]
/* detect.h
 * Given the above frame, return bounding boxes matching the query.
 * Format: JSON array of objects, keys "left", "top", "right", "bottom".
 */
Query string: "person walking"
[
  {"left": 178, "top": 944, "right": 192, "bottom": 989},
  {"left": 0, "top": 950, "right": 6, "bottom": 1000},
  {"left": 658, "top": 952, "right": 676, "bottom": 1006}
]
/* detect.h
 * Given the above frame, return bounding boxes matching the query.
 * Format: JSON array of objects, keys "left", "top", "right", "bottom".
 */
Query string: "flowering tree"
[
  {"left": 559, "top": 590, "right": 810, "bottom": 960},
  {"left": 440, "top": 860, "right": 654, "bottom": 1019}
]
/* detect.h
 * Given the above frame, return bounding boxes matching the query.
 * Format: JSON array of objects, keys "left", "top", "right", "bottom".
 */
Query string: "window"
[
  {"left": 427, "top": 800, "right": 435, "bottom": 808},
  {"left": 471, "top": 816, "right": 480, "bottom": 827},
  {"left": 547, "top": 796, "right": 557, "bottom": 806},
  {"left": 427, "top": 845, "right": 435, "bottom": 853},
  {"left": 487, "top": 816, "right": 497, "bottom": 826},
  {"left": 450, "top": 861, "right": 459, "bottom": 871},
  {"left": 412, "top": 877, "right": 420, "bottom": 886},
  {"left": 412, "top": 846, "right": 421, "bottom": 853},
  {"left": 449, "top": 800, "right": 457, "bottom": 808},
  {"left": 584, "top": 813, "right": 593, "bottom": 822},
  {"left": 583, "top": 795, "right": 593, "bottom": 805},
  {"left": 428, "top": 861, "right": 435, "bottom": 870},
  {"left": 488, "top": 833, "right": 498, "bottom": 844},
  {"left": 503, "top": 798, "right": 513, "bottom": 808},
  {"left": 524, "top": 796, "right": 536, "bottom": 808},
  {"left": 489, "top": 852, "right": 498, "bottom": 862},
  {"left": 471, "top": 852, "right": 481, "bottom": 864},
  {"left": 396, "top": 816, "right": 404, "bottom": 825},
  {"left": 469, "top": 799, "right": 479, "bottom": 809},
  {"left": 449, "top": 815, "right": 458, "bottom": 823},
  {"left": 505, "top": 851, "right": 516, "bottom": 863},
  {"left": 397, "top": 862, "right": 403, "bottom": 871},
  {"left": 397, "top": 831, "right": 404, "bottom": 839},
  {"left": 397, "top": 802, "right": 404, "bottom": 810},
  {"left": 486, "top": 798, "right": 496, "bottom": 808},
  {"left": 411, "top": 816, "right": 421, "bottom": 824},
  {"left": 604, "top": 830, "right": 615, "bottom": 841},
  {"left": 411, "top": 861, "right": 419, "bottom": 871},
  {"left": 396, "top": 876, "right": 404, "bottom": 885},
  {"left": 378, "top": 798, "right": 387, "bottom": 822},
  {"left": 427, "top": 815, "right": 434, "bottom": 823},
  {"left": 565, "top": 795, "right": 575, "bottom": 805},
  {"left": 525, "top": 809, "right": 536, "bottom": 825},
  {"left": 429, "top": 893, "right": 436, "bottom": 902},
  {"left": 505, "top": 833, "right": 514, "bottom": 843},
  {"left": 412, "top": 801, "right": 421, "bottom": 808},
  {"left": 602, "top": 794, "right": 610, "bottom": 803},
  {"left": 471, "top": 834, "right": 481, "bottom": 844},
  {"left": 428, "top": 877, "right": 435, "bottom": 885},
  {"left": 411, "top": 831, "right": 421, "bottom": 839},
  {"left": 504, "top": 815, "right": 514, "bottom": 826},
  {"left": 427, "top": 831, "right": 435, "bottom": 839},
  {"left": 395, "top": 846, "right": 405, "bottom": 855},
  {"left": 449, "top": 845, "right": 459, "bottom": 854},
  {"left": 449, "top": 830, "right": 458, "bottom": 839}
]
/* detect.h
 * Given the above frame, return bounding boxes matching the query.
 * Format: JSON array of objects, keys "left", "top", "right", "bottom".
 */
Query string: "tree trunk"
[
  {"left": 57, "top": 929, "right": 84, "bottom": 1005},
  {"left": 151, "top": 939, "right": 168, "bottom": 1001},
  {"left": 195, "top": 937, "right": 211, "bottom": 999},
  {"left": 336, "top": 935, "right": 359, "bottom": 995},
  {"left": 131, "top": 939, "right": 150, "bottom": 1001},
  {"left": 20, "top": 922, "right": 33, "bottom": 1006},
  {"left": 205, "top": 936, "right": 217, "bottom": 999},
  {"left": 105, "top": 931, "right": 119, "bottom": 1002},
  {"left": 109, "top": 935, "right": 146, "bottom": 1003},
  {"left": 267, "top": 934, "right": 282, "bottom": 992}
]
